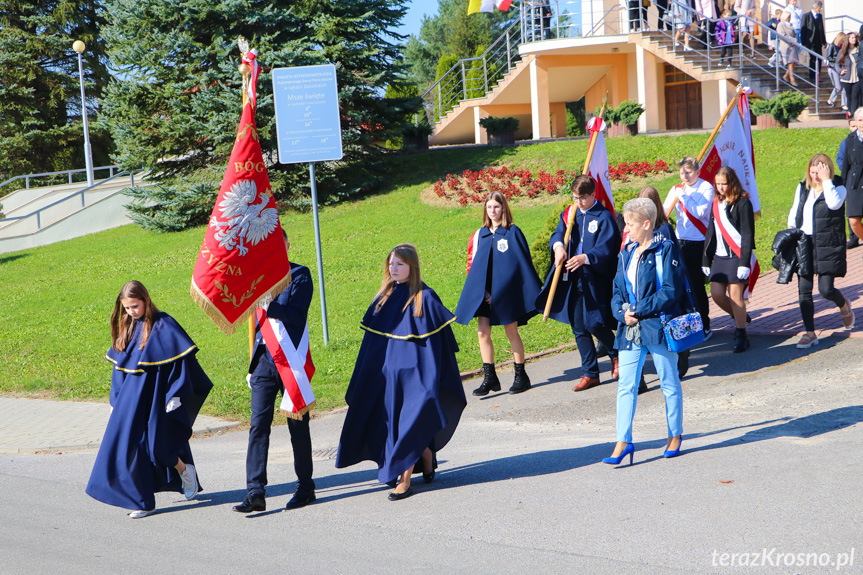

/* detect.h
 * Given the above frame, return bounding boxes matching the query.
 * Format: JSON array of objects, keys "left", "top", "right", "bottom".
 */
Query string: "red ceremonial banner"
[{"left": 190, "top": 49, "right": 291, "bottom": 335}]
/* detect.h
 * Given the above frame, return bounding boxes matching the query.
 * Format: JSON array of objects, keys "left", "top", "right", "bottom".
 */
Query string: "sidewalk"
[
  {"left": 1, "top": 247, "right": 860, "bottom": 454},
  {"left": 0, "top": 397, "right": 238, "bottom": 454},
  {"left": 707, "top": 246, "right": 863, "bottom": 340}
]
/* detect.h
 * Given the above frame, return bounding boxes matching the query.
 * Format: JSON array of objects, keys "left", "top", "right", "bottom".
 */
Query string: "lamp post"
[{"left": 72, "top": 40, "right": 95, "bottom": 186}]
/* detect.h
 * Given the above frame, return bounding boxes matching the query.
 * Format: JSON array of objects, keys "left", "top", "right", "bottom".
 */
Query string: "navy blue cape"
[
  {"left": 86, "top": 313, "right": 212, "bottom": 511},
  {"left": 535, "top": 201, "right": 621, "bottom": 331},
  {"left": 335, "top": 283, "right": 466, "bottom": 485},
  {"left": 454, "top": 224, "right": 542, "bottom": 326}
]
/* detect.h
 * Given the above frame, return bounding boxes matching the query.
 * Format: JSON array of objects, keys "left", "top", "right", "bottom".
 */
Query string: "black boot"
[
  {"left": 637, "top": 376, "right": 649, "bottom": 395},
  {"left": 509, "top": 362, "right": 531, "bottom": 394},
  {"left": 473, "top": 363, "right": 501, "bottom": 396},
  {"left": 733, "top": 328, "right": 750, "bottom": 353}
]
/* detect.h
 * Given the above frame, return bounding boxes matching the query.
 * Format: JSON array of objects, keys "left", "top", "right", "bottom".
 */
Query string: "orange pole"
[{"left": 543, "top": 97, "right": 608, "bottom": 322}]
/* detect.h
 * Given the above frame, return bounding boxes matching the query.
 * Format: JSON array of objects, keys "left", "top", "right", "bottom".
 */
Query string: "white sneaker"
[
  {"left": 128, "top": 509, "right": 153, "bottom": 519},
  {"left": 684, "top": 45, "right": 693, "bottom": 51},
  {"left": 180, "top": 464, "right": 199, "bottom": 500}
]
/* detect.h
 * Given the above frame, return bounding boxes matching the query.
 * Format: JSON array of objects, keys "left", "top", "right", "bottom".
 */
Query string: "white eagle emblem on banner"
[{"left": 210, "top": 179, "right": 279, "bottom": 255}]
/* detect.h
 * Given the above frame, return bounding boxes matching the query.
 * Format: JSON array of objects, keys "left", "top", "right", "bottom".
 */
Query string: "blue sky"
[{"left": 396, "top": 1, "right": 438, "bottom": 38}]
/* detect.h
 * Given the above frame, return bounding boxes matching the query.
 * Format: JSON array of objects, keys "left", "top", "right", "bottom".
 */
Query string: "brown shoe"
[
  {"left": 573, "top": 376, "right": 600, "bottom": 392},
  {"left": 840, "top": 302, "right": 856, "bottom": 330},
  {"left": 611, "top": 357, "right": 620, "bottom": 379}
]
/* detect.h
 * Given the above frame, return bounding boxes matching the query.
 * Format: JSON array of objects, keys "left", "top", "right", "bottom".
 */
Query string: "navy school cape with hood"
[
  {"left": 535, "top": 201, "right": 622, "bottom": 331},
  {"left": 86, "top": 313, "right": 212, "bottom": 511},
  {"left": 335, "top": 283, "right": 467, "bottom": 485},
  {"left": 454, "top": 224, "right": 542, "bottom": 326}
]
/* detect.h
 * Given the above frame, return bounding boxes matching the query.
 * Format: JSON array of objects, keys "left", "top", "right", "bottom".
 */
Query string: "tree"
[
  {"left": 404, "top": 0, "right": 511, "bottom": 89},
  {"left": 0, "top": 0, "right": 112, "bottom": 180},
  {"left": 102, "top": 0, "right": 411, "bottom": 221}
]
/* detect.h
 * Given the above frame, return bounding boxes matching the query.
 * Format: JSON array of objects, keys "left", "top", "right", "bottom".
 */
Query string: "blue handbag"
[{"left": 654, "top": 248, "right": 707, "bottom": 353}]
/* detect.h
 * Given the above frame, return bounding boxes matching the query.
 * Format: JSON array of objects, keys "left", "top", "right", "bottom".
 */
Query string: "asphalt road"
[{"left": 2, "top": 332, "right": 862, "bottom": 574}]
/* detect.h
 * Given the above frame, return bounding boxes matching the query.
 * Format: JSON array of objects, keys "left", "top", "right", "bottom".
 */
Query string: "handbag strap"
[{"left": 654, "top": 243, "right": 697, "bottom": 323}]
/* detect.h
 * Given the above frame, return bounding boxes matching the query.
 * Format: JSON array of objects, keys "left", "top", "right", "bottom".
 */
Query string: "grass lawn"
[{"left": 0, "top": 126, "right": 847, "bottom": 421}]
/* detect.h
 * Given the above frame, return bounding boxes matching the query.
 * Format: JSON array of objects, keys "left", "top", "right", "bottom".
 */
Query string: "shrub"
[
  {"left": 749, "top": 91, "right": 810, "bottom": 128},
  {"left": 478, "top": 116, "right": 520, "bottom": 135},
  {"left": 530, "top": 202, "right": 569, "bottom": 279}
]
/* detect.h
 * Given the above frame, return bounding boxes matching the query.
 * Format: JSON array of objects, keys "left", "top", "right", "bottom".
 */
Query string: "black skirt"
[
  {"left": 847, "top": 188, "right": 863, "bottom": 219},
  {"left": 709, "top": 255, "right": 746, "bottom": 284}
]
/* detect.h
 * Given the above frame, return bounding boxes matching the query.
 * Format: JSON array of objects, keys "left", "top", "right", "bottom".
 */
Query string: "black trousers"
[
  {"left": 797, "top": 274, "right": 846, "bottom": 332},
  {"left": 678, "top": 239, "right": 711, "bottom": 331},
  {"left": 571, "top": 281, "right": 617, "bottom": 379},
  {"left": 656, "top": 0, "right": 668, "bottom": 30},
  {"left": 246, "top": 354, "right": 314, "bottom": 497}
]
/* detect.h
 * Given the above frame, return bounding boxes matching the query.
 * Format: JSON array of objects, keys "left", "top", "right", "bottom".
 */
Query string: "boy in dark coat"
[{"left": 536, "top": 175, "right": 622, "bottom": 391}]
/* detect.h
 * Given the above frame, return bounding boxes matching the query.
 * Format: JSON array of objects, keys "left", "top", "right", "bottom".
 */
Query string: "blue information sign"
[{"left": 272, "top": 64, "right": 343, "bottom": 164}]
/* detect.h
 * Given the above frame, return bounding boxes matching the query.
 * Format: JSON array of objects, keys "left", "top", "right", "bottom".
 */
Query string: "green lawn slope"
[{"left": 0, "top": 127, "right": 847, "bottom": 420}]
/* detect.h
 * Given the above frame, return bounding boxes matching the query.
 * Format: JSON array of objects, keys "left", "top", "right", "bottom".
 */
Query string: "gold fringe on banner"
[
  {"left": 190, "top": 271, "right": 291, "bottom": 336},
  {"left": 282, "top": 400, "right": 316, "bottom": 420}
]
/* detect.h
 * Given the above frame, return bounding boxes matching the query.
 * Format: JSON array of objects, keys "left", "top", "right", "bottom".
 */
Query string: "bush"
[
  {"left": 566, "top": 99, "right": 586, "bottom": 137},
  {"left": 749, "top": 91, "right": 810, "bottom": 128},
  {"left": 479, "top": 115, "right": 519, "bottom": 135},
  {"left": 530, "top": 202, "right": 569, "bottom": 279}
]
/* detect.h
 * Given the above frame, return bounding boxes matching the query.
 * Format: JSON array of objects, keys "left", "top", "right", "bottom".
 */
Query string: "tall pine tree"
[
  {"left": 0, "top": 0, "right": 111, "bottom": 180},
  {"left": 103, "top": 0, "right": 411, "bottom": 223}
]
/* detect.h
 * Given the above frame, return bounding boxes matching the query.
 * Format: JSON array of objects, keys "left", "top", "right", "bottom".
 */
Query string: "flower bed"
[{"left": 431, "top": 161, "right": 672, "bottom": 206}]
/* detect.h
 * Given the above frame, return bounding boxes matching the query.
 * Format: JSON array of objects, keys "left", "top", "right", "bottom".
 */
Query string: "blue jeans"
[{"left": 616, "top": 342, "right": 683, "bottom": 443}]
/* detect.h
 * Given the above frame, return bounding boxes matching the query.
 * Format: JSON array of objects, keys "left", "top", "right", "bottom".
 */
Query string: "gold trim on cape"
[{"left": 359, "top": 316, "right": 456, "bottom": 340}]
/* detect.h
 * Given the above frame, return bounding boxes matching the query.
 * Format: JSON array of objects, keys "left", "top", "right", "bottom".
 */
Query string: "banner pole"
[
  {"left": 543, "top": 95, "right": 608, "bottom": 322},
  {"left": 309, "top": 161, "right": 330, "bottom": 345}
]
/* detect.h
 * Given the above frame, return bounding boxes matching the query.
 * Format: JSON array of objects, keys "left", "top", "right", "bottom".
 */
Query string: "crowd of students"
[{"left": 85, "top": 112, "right": 862, "bottom": 517}]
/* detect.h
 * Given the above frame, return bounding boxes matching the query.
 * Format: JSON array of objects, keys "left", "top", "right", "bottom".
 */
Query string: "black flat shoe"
[
  {"left": 388, "top": 487, "right": 414, "bottom": 501},
  {"left": 285, "top": 490, "right": 316, "bottom": 510},
  {"left": 233, "top": 494, "right": 266, "bottom": 513}
]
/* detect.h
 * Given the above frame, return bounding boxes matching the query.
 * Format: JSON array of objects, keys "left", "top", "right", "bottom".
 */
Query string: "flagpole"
[
  {"left": 542, "top": 95, "right": 608, "bottom": 322},
  {"left": 238, "top": 58, "right": 257, "bottom": 361},
  {"left": 666, "top": 85, "right": 742, "bottom": 217}
]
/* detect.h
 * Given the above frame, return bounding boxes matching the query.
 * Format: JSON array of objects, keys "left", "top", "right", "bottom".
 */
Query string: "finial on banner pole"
[{"left": 238, "top": 37, "right": 251, "bottom": 108}]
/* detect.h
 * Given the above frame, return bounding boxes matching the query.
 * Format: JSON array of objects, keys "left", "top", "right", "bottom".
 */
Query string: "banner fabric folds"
[{"left": 191, "top": 48, "right": 291, "bottom": 335}]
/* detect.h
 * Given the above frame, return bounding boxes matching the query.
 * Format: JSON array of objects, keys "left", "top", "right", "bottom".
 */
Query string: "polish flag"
[
  {"left": 586, "top": 116, "right": 615, "bottom": 214},
  {"left": 468, "top": 0, "right": 512, "bottom": 15}
]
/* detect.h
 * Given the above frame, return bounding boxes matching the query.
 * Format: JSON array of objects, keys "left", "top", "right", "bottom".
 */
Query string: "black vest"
[{"left": 794, "top": 176, "right": 846, "bottom": 277}]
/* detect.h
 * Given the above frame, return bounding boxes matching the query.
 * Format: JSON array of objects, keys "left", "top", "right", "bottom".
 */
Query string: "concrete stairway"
[{"left": 636, "top": 30, "right": 845, "bottom": 121}]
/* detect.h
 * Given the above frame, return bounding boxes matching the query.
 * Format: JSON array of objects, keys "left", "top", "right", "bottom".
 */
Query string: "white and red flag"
[
  {"left": 699, "top": 89, "right": 761, "bottom": 213},
  {"left": 586, "top": 116, "right": 615, "bottom": 214},
  {"left": 468, "top": 0, "right": 512, "bottom": 14},
  {"left": 191, "top": 45, "right": 291, "bottom": 334}
]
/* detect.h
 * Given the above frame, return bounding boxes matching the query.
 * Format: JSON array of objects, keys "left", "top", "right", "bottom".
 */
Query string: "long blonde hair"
[
  {"left": 374, "top": 244, "right": 424, "bottom": 317},
  {"left": 805, "top": 154, "right": 835, "bottom": 190},
  {"left": 111, "top": 281, "right": 160, "bottom": 351}
]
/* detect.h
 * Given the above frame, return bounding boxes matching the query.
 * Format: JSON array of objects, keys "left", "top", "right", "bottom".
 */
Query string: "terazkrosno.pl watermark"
[{"left": 712, "top": 548, "right": 855, "bottom": 570}]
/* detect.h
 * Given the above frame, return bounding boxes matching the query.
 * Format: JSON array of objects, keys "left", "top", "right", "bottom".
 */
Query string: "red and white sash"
[
  {"left": 676, "top": 184, "right": 708, "bottom": 236},
  {"left": 256, "top": 308, "right": 316, "bottom": 419},
  {"left": 466, "top": 229, "right": 480, "bottom": 274},
  {"left": 712, "top": 200, "right": 760, "bottom": 296}
]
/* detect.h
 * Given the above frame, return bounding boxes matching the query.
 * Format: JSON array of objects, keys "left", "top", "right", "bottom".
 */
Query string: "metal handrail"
[
  {"left": 0, "top": 170, "right": 143, "bottom": 231},
  {"left": 0, "top": 165, "right": 120, "bottom": 192},
  {"left": 421, "top": 1, "right": 628, "bottom": 127},
  {"left": 638, "top": 0, "right": 829, "bottom": 113}
]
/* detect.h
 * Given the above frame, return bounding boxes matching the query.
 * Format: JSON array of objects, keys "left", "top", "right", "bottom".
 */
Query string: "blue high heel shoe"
[
  {"left": 663, "top": 437, "right": 683, "bottom": 458},
  {"left": 602, "top": 443, "right": 634, "bottom": 466}
]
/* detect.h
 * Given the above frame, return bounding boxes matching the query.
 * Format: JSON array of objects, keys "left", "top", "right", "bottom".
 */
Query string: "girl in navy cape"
[
  {"left": 454, "top": 192, "right": 542, "bottom": 396},
  {"left": 86, "top": 281, "right": 212, "bottom": 518},
  {"left": 336, "top": 244, "right": 466, "bottom": 501}
]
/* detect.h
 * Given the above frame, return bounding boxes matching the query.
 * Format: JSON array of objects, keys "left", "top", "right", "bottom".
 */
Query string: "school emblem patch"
[
  {"left": 497, "top": 238, "right": 509, "bottom": 253},
  {"left": 588, "top": 220, "right": 598, "bottom": 234}
]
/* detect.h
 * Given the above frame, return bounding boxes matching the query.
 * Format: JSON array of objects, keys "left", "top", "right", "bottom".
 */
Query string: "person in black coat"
[
  {"left": 536, "top": 175, "right": 622, "bottom": 391},
  {"left": 801, "top": 1, "right": 827, "bottom": 81},
  {"left": 455, "top": 192, "right": 542, "bottom": 395},
  {"left": 841, "top": 108, "right": 863, "bottom": 248},
  {"left": 786, "top": 154, "right": 856, "bottom": 349},
  {"left": 233, "top": 230, "right": 317, "bottom": 513},
  {"left": 702, "top": 167, "right": 756, "bottom": 354}
]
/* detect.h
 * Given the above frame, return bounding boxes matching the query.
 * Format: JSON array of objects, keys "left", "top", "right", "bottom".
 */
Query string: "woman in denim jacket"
[{"left": 602, "top": 198, "right": 688, "bottom": 466}]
